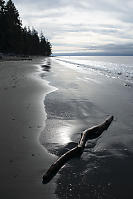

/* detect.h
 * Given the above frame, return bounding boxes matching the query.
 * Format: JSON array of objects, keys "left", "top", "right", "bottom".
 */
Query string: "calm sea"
[{"left": 56, "top": 56, "right": 133, "bottom": 84}]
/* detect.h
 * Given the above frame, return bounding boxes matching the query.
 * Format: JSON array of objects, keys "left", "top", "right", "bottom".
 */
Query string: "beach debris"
[
  {"left": 41, "top": 64, "right": 51, "bottom": 72},
  {"left": 124, "top": 83, "right": 131, "bottom": 87},
  {"left": 42, "top": 116, "right": 114, "bottom": 184}
]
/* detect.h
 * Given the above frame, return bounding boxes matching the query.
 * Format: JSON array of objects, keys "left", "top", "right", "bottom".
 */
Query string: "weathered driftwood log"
[{"left": 42, "top": 116, "right": 114, "bottom": 184}]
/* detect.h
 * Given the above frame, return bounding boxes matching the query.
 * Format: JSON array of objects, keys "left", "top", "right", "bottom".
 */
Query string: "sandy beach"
[
  {"left": 0, "top": 57, "right": 133, "bottom": 199},
  {"left": 0, "top": 58, "right": 57, "bottom": 199},
  {"left": 1, "top": 0, "right": 133, "bottom": 198}
]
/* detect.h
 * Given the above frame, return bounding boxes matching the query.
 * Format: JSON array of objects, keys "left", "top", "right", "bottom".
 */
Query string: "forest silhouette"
[{"left": 0, "top": 0, "right": 52, "bottom": 56}]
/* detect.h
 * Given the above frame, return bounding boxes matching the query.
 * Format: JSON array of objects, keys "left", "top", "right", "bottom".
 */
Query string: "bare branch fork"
[{"left": 42, "top": 116, "right": 114, "bottom": 184}]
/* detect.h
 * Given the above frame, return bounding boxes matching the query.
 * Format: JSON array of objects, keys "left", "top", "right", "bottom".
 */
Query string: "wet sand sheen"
[{"left": 41, "top": 57, "right": 133, "bottom": 199}]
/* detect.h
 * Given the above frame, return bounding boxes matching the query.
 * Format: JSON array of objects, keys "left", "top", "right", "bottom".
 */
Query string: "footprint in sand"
[
  {"left": 37, "top": 125, "right": 42, "bottom": 129},
  {"left": 9, "top": 159, "right": 14, "bottom": 163},
  {"left": 13, "top": 174, "right": 18, "bottom": 178}
]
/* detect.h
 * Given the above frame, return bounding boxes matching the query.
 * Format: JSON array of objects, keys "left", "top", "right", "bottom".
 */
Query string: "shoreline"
[{"left": 0, "top": 55, "right": 33, "bottom": 61}]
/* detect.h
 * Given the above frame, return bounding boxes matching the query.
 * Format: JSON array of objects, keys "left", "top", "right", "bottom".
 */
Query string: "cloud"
[{"left": 13, "top": 0, "right": 133, "bottom": 54}]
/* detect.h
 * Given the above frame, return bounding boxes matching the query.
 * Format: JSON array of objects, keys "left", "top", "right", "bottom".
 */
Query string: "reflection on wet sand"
[{"left": 56, "top": 125, "right": 72, "bottom": 145}]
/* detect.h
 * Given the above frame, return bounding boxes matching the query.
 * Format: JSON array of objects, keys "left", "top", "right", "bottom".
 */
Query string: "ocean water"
[{"left": 55, "top": 56, "right": 133, "bottom": 84}]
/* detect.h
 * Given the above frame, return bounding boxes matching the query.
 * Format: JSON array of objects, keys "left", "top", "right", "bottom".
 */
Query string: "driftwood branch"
[{"left": 42, "top": 116, "right": 114, "bottom": 184}]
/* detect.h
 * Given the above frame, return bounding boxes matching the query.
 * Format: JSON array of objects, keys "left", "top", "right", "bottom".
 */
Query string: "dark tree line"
[{"left": 0, "top": 0, "right": 52, "bottom": 56}]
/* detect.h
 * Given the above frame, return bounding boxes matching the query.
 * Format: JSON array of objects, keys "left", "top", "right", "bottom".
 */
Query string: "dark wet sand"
[
  {"left": 0, "top": 59, "right": 57, "bottom": 199},
  {"left": 41, "top": 58, "right": 133, "bottom": 199}
]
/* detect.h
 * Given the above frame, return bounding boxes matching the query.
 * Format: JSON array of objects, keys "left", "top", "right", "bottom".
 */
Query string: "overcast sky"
[{"left": 13, "top": 0, "right": 133, "bottom": 55}]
